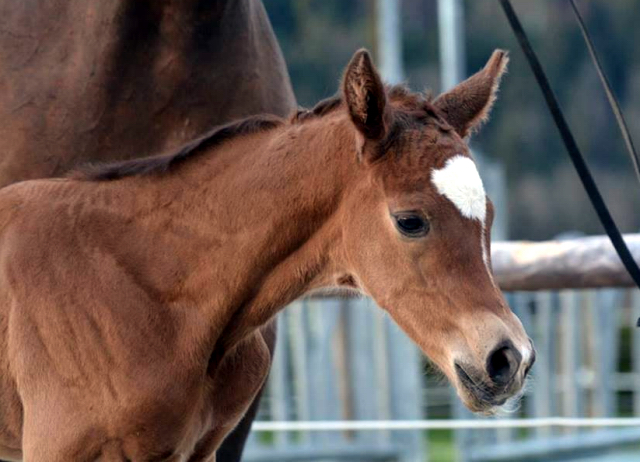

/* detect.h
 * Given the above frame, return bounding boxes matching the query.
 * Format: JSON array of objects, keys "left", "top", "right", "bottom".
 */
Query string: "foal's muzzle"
[{"left": 455, "top": 340, "right": 535, "bottom": 412}]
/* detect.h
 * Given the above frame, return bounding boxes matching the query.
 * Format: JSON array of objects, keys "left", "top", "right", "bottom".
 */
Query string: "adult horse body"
[
  {"left": 0, "top": 49, "right": 533, "bottom": 461},
  {"left": 0, "top": 1, "right": 294, "bottom": 460},
  {"left": 0, "top": 0, "right": 295, "bottom": 186}
]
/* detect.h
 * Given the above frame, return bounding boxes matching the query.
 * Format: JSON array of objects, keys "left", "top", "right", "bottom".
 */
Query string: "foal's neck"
[{"left": 153, "top": 113, "right": 358, "bottom": 347}]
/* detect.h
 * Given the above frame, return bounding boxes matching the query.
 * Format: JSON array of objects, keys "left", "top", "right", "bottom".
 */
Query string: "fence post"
[
  {"left": 560, "top": 290, "right": 584, "bottom": 431},
  {"left": 592, "top": 289, "right": 620, "bottom": 418},
  {"left": 345, "top": 297, "right": 389, "bottom": 447},
  {"left": 303, "top": 298, "right": 343, "bottom": 445},
  {"left": 532, "top": 291, "right": 555, "bottom": 439},
  {"left": 385, "top": 313, "right": 427, "bottom": 462},
  {"left": 269, "top": 313, "right": 294, "bottom": 447},
  {"left": 287, "top": 301, "right": 311, "bottom": 445}
]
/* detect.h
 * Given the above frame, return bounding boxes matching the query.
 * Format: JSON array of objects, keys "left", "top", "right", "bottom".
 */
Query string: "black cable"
[
  {"left": 498, "top": 0, "right": 640, "bottom": 324},
  {"left": 569, "top": 0, "right": 640, "bottom": 187}
]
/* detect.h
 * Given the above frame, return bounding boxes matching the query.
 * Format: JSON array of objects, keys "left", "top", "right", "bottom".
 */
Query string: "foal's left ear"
[
  {"left": 434, "top": 49, "right": 509, "bottom": 138},
  {"left": 342, "top": 49, "right": 388, "bottom": 144}
]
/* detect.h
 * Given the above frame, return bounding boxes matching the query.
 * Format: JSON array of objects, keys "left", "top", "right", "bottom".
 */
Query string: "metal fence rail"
[{"left": 250, "top": 417, "right": 640, "bottom": 431}]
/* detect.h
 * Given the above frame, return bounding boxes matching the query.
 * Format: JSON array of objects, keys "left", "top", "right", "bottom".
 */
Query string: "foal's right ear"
[
  {"left": 342, "top": 49, "right": 389, "bottom": 146},
  {"left": 433, "top": 50, "right": 509, "bottom": 138}
]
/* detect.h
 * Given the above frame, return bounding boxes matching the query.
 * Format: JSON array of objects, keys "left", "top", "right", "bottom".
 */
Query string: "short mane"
[
  {"left": 72, "top": 115, "right": 284, "bottom": 181},
  {"left": 292, "top": 94, "right": 343, "bottom": 123},
  {"left": 73, "top": 84, "right": 441, "bottom": 182}
]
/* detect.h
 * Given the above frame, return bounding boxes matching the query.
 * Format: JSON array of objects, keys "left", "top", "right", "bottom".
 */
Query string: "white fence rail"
[{"left": 251, "top": 417, "right": 640, "bottom": 431}]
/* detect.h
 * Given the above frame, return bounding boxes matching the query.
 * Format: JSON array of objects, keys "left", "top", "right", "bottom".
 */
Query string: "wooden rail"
[
  {"left": 492, "top": 234, "right": 640, "bottom": 291},
  {"left": 305, "top": 234, "right": 640, "bottom": 298}
]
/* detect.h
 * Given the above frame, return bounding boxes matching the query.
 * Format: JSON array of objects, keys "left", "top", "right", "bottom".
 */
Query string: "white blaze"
[
  {"left": 431, "top": 155, "right": 490, "bottom": 267},
  {"left": 431, "top": 155, "right": 486, "bottom": 222}
]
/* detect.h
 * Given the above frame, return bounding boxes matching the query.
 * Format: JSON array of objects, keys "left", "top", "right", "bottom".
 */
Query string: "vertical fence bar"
[
  {"left": 373, "top": 308, "right": 392, "bottom": 435},
  {"left": 384, "top": 314, "right": 426, "bottom": 462},
  {"left": 304, "top": 298, "right": 343, "bottom": 445},
  {"left": 593, "top": 289, "right": 620, "bottom": 418},
  {"left": 269, "top": 313, "right": 293, "bottom": 448},
  {"left": 287, "top": 301, "right": 310, "bottom": 445},
  {"left": 437, "top": 0, "right": 465, "bottom": 91},
  {"left": 376, "top": 0, "right": 403, "bottom": 84},
  {"left": 560, "top": 290, "right": 583, "bottom": 432},
  {"left": 532, "top": 291, "right": 554, "bottom": 439},
  {"left": 346, "top": 297, "right": 386, "bottom": 446}
]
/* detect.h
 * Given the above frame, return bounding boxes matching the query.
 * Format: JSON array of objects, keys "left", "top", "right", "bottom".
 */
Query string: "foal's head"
[{"left": 335, "top": 49, "right": 534, "bottom": 414}]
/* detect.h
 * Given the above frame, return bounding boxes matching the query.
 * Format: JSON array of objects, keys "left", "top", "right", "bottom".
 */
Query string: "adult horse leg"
[
  {"left": 213, "top": 390, "right": 262, "bottom": 462},
  {"left": 214, "top": 322, "right": 276, "bottom": 462},
  {"left": 0, "top": 446, "right": 20, "bottom": 462},
  {"left": 189, "top": 321, "right": 277, "bottom": 461}
]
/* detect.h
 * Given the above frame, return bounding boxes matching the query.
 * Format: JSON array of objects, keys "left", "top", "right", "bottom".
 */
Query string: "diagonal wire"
[{"left": 569, "top": 0, "right": 640, "bottom": 187}]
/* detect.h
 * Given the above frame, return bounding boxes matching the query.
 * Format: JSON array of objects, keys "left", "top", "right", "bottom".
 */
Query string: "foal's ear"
[
  {"left": 434, "top": 49, "right": 509, "bottom": 138},
  {"left": 342, "top": 49, "right": 388, "bottom": 143}
]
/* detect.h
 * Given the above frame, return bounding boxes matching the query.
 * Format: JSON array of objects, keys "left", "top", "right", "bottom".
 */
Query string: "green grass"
[
  {"left": 426, "top": 429, "right": 456, "bottom": 462},
  {"left": 256, "top": 429, "right": 457, "bottom": 461}
]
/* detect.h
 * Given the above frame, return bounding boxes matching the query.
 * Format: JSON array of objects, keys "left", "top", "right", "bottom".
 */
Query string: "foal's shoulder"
[
  {"left": 0, "top": 177, "right": 99, "bottom": 208},
  {"left": 0, "top": 177, "right": 75, "bottom": 202},
  {"left": 0, "top": 178, "right": 99, "bottom": 235},
  {"left": 0, "top": 179, "right": 103, "bottom": 276}
]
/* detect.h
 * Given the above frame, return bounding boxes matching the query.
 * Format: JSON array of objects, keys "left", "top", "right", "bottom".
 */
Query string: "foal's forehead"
[
  {"left": 430, "top": 153, "right": 487, "bottom": 222},
  {"left": 381, "top": 109, "right": 487, "bottom": 223}
]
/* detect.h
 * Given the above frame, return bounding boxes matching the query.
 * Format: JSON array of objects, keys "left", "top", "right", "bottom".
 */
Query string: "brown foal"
[{"left": 0, "top": 49, "right": 533, "bottom": 461}]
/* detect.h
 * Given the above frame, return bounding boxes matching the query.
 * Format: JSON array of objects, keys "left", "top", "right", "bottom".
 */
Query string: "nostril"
[
  {"left": 487, "top": 347, "right": 512, "bottom": 383},
  {"left": 486, "top": 341, "right": 521, "bottom": 385}
]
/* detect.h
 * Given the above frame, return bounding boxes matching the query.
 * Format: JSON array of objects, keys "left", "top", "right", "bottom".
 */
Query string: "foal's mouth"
[{"left": 454, "top": 363, "right": 517, "bottom": 413}]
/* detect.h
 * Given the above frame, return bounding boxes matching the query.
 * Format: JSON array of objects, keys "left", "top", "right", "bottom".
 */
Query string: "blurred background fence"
[
  {"left": 243, "top": 288, "right": 640, "bottom": 462},
  {"left": 242, "top": 0, "right": 640, "bottom": 460}
]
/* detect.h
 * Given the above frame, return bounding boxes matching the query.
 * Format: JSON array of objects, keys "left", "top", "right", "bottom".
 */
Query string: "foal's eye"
[{"left": 393, "top": 213, "right": 430, "bottom": 237}]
